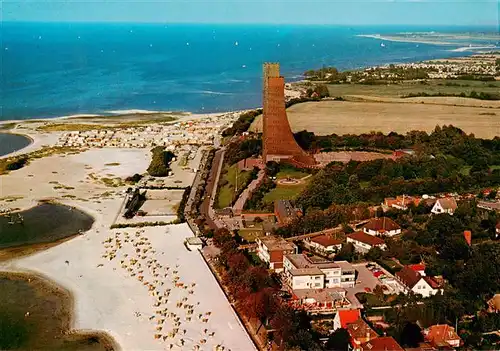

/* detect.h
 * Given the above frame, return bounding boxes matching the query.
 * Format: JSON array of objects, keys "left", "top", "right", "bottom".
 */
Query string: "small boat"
[{"left": 381, "top": 42, "right": 386, "bottom": 47}]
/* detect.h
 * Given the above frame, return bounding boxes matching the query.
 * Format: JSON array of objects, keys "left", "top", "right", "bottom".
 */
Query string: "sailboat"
[{"left": 380, "top": 42, "right": 386, "bottom": 47}]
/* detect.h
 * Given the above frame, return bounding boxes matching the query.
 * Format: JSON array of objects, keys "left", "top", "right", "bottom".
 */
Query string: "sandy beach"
[
  {"left": 1, "top": 223, "right": 255, "bottom": 350},
  {"left": 0, "top": 110, "right": 256, "bottom": 350}
]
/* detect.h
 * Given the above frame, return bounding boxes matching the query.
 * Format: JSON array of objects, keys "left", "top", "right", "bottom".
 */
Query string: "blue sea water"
[{"left": 1, "top": 23, "right": 498, "bottom": 120}]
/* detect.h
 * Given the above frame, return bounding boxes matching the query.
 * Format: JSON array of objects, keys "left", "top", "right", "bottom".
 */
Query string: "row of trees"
[{"left": 222, "top": 109, "right": 262, "bottom": 137}]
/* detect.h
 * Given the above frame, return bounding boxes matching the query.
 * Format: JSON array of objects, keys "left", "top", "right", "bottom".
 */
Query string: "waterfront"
[{"left": 0, "top": 133, "right": 32, "bottom": 157}]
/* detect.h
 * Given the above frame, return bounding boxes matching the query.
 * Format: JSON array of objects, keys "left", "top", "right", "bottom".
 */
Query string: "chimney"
[{"left": 464, "top": 230, "right": 472, "bottom": 246}]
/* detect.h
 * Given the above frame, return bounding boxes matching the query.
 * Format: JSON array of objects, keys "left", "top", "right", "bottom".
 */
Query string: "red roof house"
[
  {"left": 424, "top": 324, "right": 462, "bottom": 348},
  {"left": 363, "top": 217, "right": 402, "bottom": 237},
  {"left": 333, "top": 309, "right": 361, "bottom": 330}
]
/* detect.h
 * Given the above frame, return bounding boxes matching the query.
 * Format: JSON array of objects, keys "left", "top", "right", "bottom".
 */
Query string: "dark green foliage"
[
  {"left": 176, "top": 186, "right": 191, "bottom": 223},
  {"left": 403, "top": 91, "right": 500, "bottom": 100},
  {"left": 147, "top": 147, "right": 175, "bottom": 177},
  {"left": 244, "top": 177, "right": 276, "bottom": 211},
  {"left": 125, "top": 173, "right": 143, "bottom": 183},
  {"left": 326, "top": 328, "right": 350, "bottom": 351},
  {"left": 6, "top": 156, "right": 27, "bottom": 171},
  {"left": 222, "top": 109, "right": 262, "bottom": 137},
  {"left": 224, "top": 138, "right": 262, "bottom": 166},
  {"left": 294, "top": 130, "right": 317, "bottom": 150}
]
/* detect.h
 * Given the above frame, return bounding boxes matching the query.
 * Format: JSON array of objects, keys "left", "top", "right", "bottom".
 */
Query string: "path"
[{"left": 232, "top": 170, "right": 266, "bottom": 215}]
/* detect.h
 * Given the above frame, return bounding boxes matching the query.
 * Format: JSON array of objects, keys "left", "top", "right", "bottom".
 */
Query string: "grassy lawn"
[
  {"left": 276, "top": 168, "right": 310, "bottom": 180},
  {"left": 238, "top": 228, "right": 265, "bottom": 243},
  {"left": 216, "top": 164, "right": 252, "bottom": 209},
  {"left": 262, "top": 183, "right": 307, "bottom": 205}
]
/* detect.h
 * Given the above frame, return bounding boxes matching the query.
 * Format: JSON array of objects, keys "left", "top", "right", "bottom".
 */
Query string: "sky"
[{"left": 2, "top": 0, "right": 499, "bottom": 26}]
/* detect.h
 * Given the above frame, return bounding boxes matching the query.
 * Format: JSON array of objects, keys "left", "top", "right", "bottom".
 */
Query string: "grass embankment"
[
  {"left": 216, "top": 164, "right": 253, "bottom": 209},
  {"left": 0, "top": 272, "right": 116, "bottom": 351},
  {"left": 0, "top": 146, "right": 82, "bottom": 175},
  {"left": 262, "top": 183, "right": 308, "bottom": 204},
  {"left": 0, "top": 123, "right": 17, "bottom": 130},
  {"left": 261, "top": 167, "right": 310, "bottom": 205}
]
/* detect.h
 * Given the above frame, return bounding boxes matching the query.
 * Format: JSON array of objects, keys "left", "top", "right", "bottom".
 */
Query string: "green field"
[
  {"left": 216, "top": 164, "right": 253, "bottom": 209},
  {"left": 262, "top": 183, "right": 307, "bottom": 205},
  {"left": 276, "top": 167, "right": 310, "bottom": 180},
  {"left": 326, "top": 79, "right": 500, "bottom": 99},
  {"left": 0, "top": 272, "right": 115, "bottom": 351}
]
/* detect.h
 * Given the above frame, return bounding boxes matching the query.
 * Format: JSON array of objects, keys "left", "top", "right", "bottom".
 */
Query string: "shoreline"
[
  {"left": 0, "top": 131, "right": 34, "bottom": 157},
  {"left": 0, "top": 269, "right": 120, "bottom": 351}
]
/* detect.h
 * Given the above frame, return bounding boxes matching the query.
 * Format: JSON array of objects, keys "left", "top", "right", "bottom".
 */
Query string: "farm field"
[{"left": 250, "top": 99, "right": 500, "bottom": 138}]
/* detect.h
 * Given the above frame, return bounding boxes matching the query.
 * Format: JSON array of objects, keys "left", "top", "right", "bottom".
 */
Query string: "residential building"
[
  {"left": 256, "top": 235, "right": 297, "bottom": 272},
  {"left": 424, "top": 324, "right": 462, "bottom": 349},
  {"left": 396, "top": 266, "right": 443, "bottom": 298},
  {"left": 346, "top": 318, "right": 378, "bottom": 350},
  {"left": 307, "top": 234, "right": 343, "bottom": 254},
  {"left": 363, "top": 217, "right": 402, "bottom": 237},
  {"left": 359, "top": 337, "right": 404, "bottom": 351},
  {"left": 383, "top": 195, "right": 421, "bottom": 210},
  {"left": 347, "top": 231, "right": 386, "bottom": 253},
  {"left": 408, "top": 264, "right": 426, "bottom": 276},
  {"left": 274, "top": 199, "right": 302, "bottom": 226},
  {"left": 431, "top": 198, "right": 458, "bottom": 215},
  {"left": 289, "top": 287, "right": 350, "bottom": 313},
  {"left": 283, "top": 254, "right": 356, "bottom": 290},
  {"left": 487, "top": 294, "right": 500, "bottom": 313},
  {"left": 477, "top": 200, "right": 500, "bottom": 212},
  {"left": 332, "top": 309, "right": 361, "bottom": 331}
]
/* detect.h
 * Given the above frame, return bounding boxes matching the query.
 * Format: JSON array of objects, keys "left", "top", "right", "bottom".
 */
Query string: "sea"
[{"left": 1, "top": 22, "right": 499, "bottom": 121}]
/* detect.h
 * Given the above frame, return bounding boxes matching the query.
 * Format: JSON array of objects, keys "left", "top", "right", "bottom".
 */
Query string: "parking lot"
[{"left": 345, "top": 262, "right": 404, "bottom": 309}]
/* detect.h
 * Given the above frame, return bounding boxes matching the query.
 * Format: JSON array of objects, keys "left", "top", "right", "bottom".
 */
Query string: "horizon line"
[{"left": 3, "top": 21, "right": 499, "bottom": 28}]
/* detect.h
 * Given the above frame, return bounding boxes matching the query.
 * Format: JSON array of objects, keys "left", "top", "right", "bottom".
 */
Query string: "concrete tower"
[{"left": 262, "top": 63, "right": 317, "bottom": 168}]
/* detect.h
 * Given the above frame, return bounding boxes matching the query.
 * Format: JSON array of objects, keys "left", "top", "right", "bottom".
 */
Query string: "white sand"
[
  {"left": 0, "top": 142, "right": 255, "bottom": 350},
  {"left": 3, "top": 224, "right": 255, "bottom": 351}
]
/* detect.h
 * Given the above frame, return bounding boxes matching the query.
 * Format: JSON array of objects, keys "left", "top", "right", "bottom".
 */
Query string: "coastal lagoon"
[
  {"left": 0, "top": 202, "right": 94, "bottom": 249},
  {"left": 0, "top": 272, "right": 116, "bottom": 351},
  {"left": 0, "top": 133, "right": 32, "bottom": 157},
  {"left": 3, "top": 23, "right": 498, "bottom": 120}
]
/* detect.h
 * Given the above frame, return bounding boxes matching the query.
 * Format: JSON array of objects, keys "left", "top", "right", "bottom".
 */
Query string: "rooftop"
[
  {"left": 396, "top": 266, "right": 422, "bottom": 289},
  {"left": 259, "top": 235, "right": 296, "bottom": 252},
  {"left": 360, "top": 336, "right": 404, "bottom": 351},
  {"left": 285, "top": 253, "right": 340, "bottom": 270},
  {"left": 310, "top": 234, "right": 343, "bottom": 247},
  {"left": 293, "top": 287, "right": 346, "bottom": 303},
  {"left": 425, "top": 325, "right": 461, "bottom": 346},
  {"left": 363, "top": 217, "right": 401, "bottom": 232},
  {"left": 436, "top": 197, "right": 458, "bottom": 211},
  {"left": 347, "top": 231, "right": 385, "bottom": 246},
  {"left": 346, "top": 318, "right": 378, "bottom": 340},
  {"left": 337, "top": 309, "right": 361, "bottom": 328},
  {"left": 289, "top": 267, "right": 324, "bottom": 276}
]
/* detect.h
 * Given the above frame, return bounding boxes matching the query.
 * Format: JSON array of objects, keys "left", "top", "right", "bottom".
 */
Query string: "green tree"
[{"left": 326, "top": 328, "right": 350, "bottom": 351}]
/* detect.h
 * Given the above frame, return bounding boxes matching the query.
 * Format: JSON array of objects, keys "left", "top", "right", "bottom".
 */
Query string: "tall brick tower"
[{"left": 262, "top": 63, "right": 317, "bottom": 167}]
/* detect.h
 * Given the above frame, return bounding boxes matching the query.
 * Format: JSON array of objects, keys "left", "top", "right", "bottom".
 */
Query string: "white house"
[
  {"left": 395, "top": 266, "right": 443, "bottom": 298},
  {"left": 362, "top": 217, "right": 401, "bottom": 237},
  {"left": 307, "top": 234, "right": 343, "bottom": 254},
  {"left": 431, "top": 198, "right": 458, "bottom": 215},
  {"left": 283, "top": 254, "right": 356, "bottom": 290},
  {"left": 346, "top": 231, "right": 386, "bottom": 253}
]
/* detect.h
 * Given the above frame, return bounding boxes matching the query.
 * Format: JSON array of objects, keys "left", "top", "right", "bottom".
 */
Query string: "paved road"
[{"left": 200, "top": 149, "right": 224, "bottom": 230}]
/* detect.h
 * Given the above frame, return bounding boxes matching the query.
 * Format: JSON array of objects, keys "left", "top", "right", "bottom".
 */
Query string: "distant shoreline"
[{"left": 357, "top": 34, "right": 499, "bottom": 51}]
